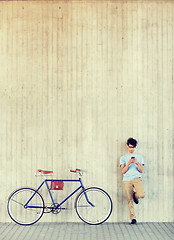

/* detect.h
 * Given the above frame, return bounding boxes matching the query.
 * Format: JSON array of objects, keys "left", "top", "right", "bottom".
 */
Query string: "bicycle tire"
[
  {"left": 7, "top": 187, "right": 44, "bottom": 226},
  {"left": 75, "top": 187, "right": 112, "bottom": 225}
]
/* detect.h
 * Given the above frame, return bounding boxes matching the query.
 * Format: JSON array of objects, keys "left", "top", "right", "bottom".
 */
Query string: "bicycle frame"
[{"left": 24, "top": 178, "right": 94, "bottom": 210}]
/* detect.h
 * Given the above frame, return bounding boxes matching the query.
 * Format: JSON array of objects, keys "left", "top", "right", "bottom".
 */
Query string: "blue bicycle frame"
[{"left": 24, "top": 178, "right": 94, "bottom": 209}]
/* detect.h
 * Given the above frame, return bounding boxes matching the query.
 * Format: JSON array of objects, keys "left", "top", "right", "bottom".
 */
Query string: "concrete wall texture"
[{"left": 0, "top": 0, "right": 174, "bottom": 223}]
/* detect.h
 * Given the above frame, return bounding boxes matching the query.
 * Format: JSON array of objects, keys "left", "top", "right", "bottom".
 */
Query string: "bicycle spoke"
[{"left": 10, "top": 198, "right": 24, "bottom": 207}]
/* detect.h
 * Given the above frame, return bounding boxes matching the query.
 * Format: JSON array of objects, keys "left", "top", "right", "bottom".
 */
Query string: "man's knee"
[{"left": 136, "top": 192, "right": 145, "bottom": 199}]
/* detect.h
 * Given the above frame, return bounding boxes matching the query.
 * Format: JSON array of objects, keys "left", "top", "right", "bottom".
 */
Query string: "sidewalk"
[{"left": 0, "top": 222, "right": 173, "bottom": 240}]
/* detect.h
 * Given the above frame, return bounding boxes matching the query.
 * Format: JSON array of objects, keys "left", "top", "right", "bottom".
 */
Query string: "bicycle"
[{"left": 7, "top": 169, "right": 113, "bottom": 226}]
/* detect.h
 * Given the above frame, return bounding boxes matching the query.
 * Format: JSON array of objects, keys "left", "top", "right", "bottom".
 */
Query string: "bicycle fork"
[{"left": 79, "top": 178, "right": 95, "bottom": 207}]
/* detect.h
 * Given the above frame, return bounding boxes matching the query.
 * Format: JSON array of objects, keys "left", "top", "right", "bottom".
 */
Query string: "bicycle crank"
[{"left": 51, "top": 203, "right": 62, "bottom": 214}]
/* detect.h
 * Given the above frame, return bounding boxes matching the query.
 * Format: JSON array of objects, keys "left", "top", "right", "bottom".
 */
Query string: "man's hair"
[{"left": 127, "top": 138, "right": 138, "bottom": 147}]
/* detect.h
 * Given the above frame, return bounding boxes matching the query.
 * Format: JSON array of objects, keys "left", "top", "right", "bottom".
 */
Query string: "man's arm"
[
  {"left": 121, "top": 164, "right": 129, "bottom": 174},
  {"left": 136, "top": 163, "right": 144, "bottom": 173},
  {"left": 134, "top": 158, "right": 144, "bottom": 173},
  {"left": 120, "top": 158, "right": 134, "bottom": 174}
]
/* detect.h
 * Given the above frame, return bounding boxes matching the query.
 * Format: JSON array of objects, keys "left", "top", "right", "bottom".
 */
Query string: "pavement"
[{"left": 0, "top": 222, "right": 173, "bottom": 240}]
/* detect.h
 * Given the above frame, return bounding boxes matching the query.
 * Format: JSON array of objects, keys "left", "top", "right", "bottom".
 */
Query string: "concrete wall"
[{"left": 0, "top": 0, "right": 174, "bottom": 222}]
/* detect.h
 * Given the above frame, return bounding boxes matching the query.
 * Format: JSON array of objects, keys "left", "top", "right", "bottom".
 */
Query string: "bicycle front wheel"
[
  {"left": 75, "top": 187, "right": 112, "bottom": 225},
  {"left": 7, "top": 187, "right": 44, "bottom": 225}
]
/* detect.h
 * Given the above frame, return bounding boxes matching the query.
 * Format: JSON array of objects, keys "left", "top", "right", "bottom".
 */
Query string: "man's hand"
[
  {"left": 134, "top": 158, "right": 139, "bottom": 165},
  {"left": 128, "top": 158, "right": 134, "bottom": 165}
]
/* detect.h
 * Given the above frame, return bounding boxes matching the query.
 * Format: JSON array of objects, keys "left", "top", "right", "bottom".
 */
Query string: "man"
[{"left": 120, "top": 138, "right": 145, "bottom": 224}]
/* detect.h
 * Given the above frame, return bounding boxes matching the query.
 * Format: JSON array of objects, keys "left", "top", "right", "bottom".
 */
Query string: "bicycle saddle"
[{"left": 38, "top": 169, "right": 53, "bottom": 174}]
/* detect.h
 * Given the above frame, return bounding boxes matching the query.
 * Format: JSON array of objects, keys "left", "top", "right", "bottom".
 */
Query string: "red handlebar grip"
[{"left": 70, "top": 169, "right": 81, "bottom": 173}]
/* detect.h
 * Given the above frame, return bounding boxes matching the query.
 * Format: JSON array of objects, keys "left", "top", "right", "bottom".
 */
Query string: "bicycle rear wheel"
[
  {"left": 7, "top": 187, "right": 44, "bottom": 225},
  {"left": 75, "top": 187, "right": 112, "bottom": 225}
]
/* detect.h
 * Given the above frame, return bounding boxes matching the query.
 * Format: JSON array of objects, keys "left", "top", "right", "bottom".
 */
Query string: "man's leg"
[
  {"left": 133, "top": 178, "right": 145, "bottom": 199},
  {"left": 123, "top": 181, "right": 136, "bottom": 220}
]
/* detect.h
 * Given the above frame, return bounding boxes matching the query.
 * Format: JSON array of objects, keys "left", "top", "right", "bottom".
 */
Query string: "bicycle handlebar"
[
  {"left": 70, "top": 169, "right": 86, "bottom": 176},
  {"left": 70, "top": 169, "right": 81, "bottom": 173}
]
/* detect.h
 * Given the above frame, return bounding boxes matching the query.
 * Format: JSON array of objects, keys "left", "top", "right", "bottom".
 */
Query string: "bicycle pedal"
[{"left": 44, "top": 208, "right": 52, "bottom": 213}]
